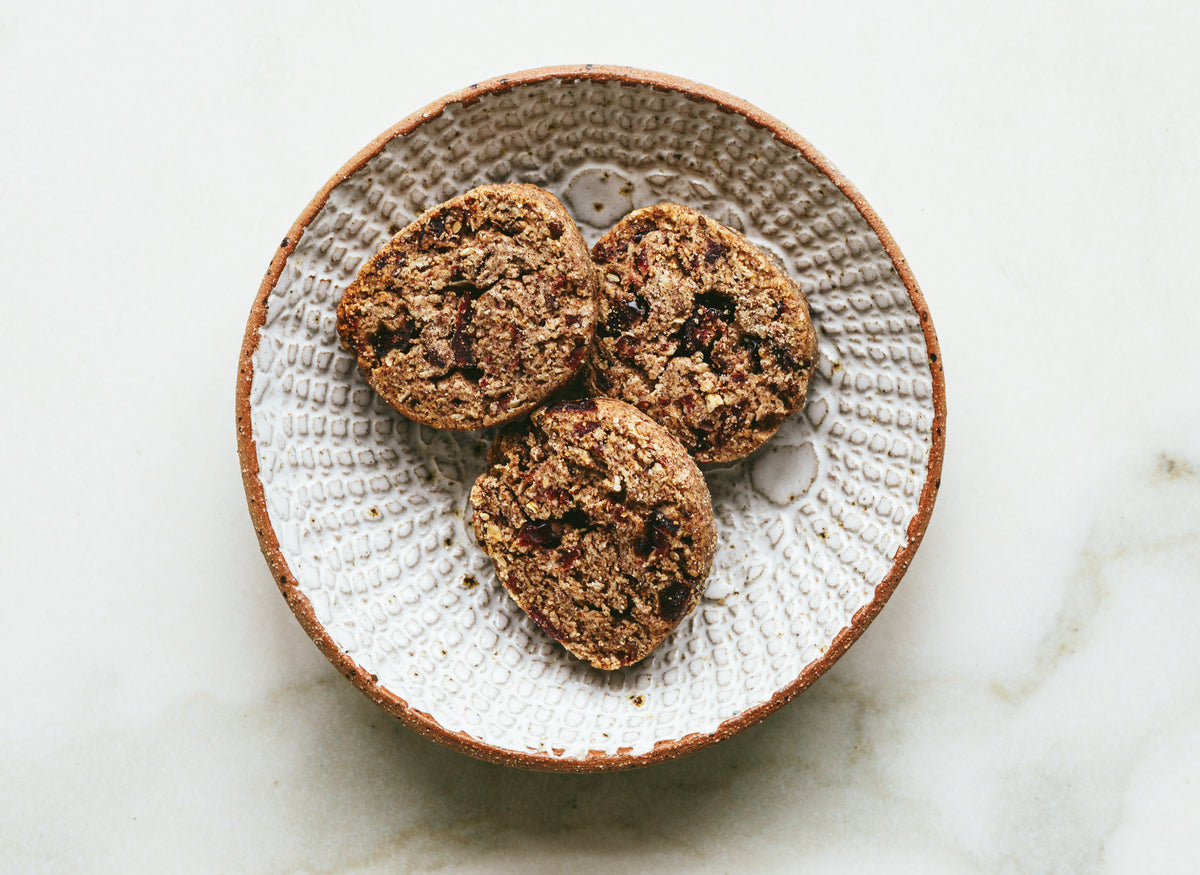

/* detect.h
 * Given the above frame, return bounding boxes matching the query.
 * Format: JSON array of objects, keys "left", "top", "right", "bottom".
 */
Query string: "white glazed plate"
[{"left": 236, "top": 66, "right": 946, "bottom": 771}]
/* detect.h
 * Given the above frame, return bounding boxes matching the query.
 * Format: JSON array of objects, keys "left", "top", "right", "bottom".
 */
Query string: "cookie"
[
  {"left": 583, "top": 203, "right": 818, "bottom": 462},
  {"left": 470, "top": 397, "right": 717, "bottom": 670},
  {"left": 336, "top": 184, "right": 597, "bottom": 429}
]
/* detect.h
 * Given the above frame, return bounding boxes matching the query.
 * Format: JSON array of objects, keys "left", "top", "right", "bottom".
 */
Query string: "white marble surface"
[{"left": 2, "top": 1, "right": 1197, "bottom": 871}]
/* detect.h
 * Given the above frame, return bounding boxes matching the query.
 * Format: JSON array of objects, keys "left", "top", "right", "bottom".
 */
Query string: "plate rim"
[{"left": 235, "top": 64, "right": 947, "bottom": 772}]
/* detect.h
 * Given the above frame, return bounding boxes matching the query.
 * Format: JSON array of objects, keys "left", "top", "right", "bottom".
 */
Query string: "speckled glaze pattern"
[{"left": 238, "top": 67, "right": 945, "bottom": 770}]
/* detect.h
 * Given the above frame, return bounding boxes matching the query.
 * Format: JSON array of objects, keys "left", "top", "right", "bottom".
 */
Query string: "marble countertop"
[{"left": 2, "top": 1, "right": 1197, "bottom": 871}]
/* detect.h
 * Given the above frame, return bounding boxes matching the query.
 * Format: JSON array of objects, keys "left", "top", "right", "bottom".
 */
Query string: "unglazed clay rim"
[{"left": 235, "top": 65, "right": 946, "bottom": 773}]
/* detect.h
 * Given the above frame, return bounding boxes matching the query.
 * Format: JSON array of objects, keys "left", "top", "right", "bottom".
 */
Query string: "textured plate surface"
[{"left": 236, "top": 66, "right": 945, "bottom": 771}]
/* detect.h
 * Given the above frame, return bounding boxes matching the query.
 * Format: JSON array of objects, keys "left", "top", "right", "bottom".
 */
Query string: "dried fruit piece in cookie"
[
  {"left": 336, "top": 184, "right": 597, "bottom": 429},
  {"left": 470, "top": 397, "right": 717, "bottom": 670},
  {"left": 584, "top": 203, "right": 818, "bottom": 462}
]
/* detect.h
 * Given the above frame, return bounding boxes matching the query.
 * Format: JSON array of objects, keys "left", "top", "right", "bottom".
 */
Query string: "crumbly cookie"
[
  {"left": 336, "top": 184, "right": 597, "bottom": 429},
  {"left": 583, "top": 203, "right": 818, "bottom": 462},
  {"left": 470, "top": 397, "right": 717, "bottom": 670}
]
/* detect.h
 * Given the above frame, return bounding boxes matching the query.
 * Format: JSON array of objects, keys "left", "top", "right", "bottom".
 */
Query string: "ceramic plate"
[{"left": 236, "top": 66, "right": 946, "bottom": 771}]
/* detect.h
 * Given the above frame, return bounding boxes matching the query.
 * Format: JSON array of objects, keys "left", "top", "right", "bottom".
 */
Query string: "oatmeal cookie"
[
  {"left": 470, "top": 397, "right": 717, "bottom": 670},
  {"left": 337, "top": 184, "right": 597, "bottom": 429},
  {"left": 584, "top": 203, "right": 818, "bottom": 462}
]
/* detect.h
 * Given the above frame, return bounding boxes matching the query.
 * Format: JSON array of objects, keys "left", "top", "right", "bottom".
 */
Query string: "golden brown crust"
[
  {"left": 584, "top": 203, "right": 818, "bottom": 462},
  {"left": 470, "top": 397, "right": 717, "bottom": 669},
  {"left": 337, "top": 184, "right": 597, "bottom": 429}
]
